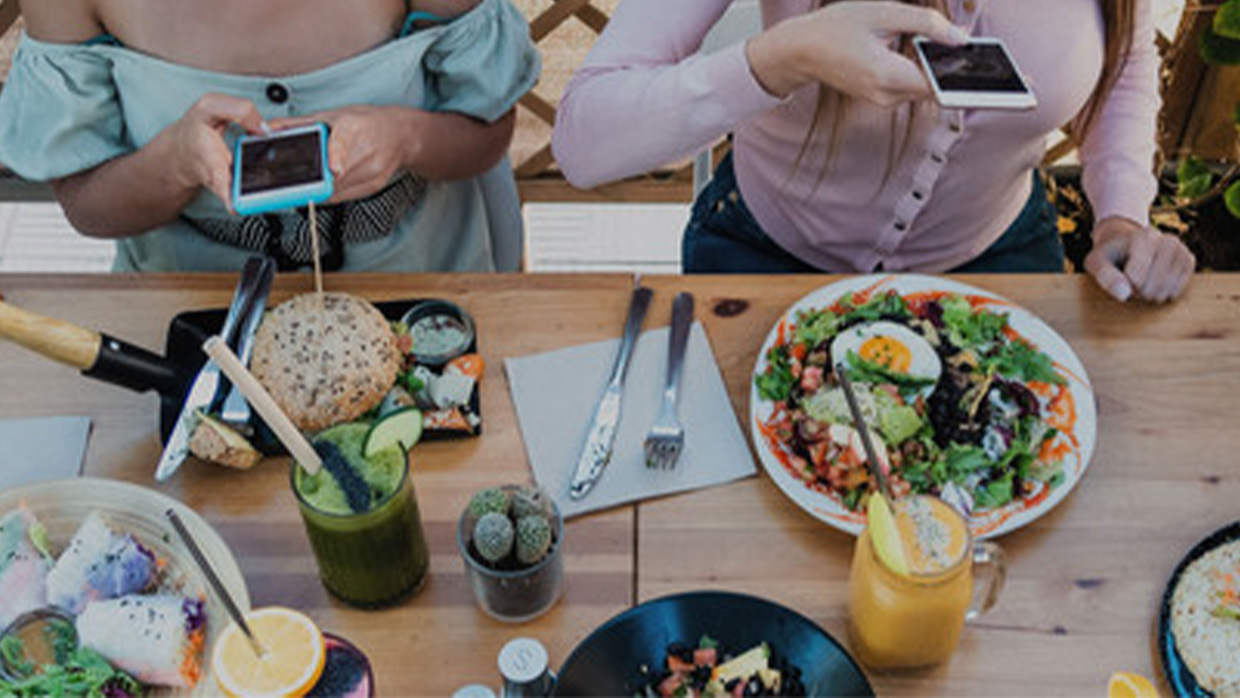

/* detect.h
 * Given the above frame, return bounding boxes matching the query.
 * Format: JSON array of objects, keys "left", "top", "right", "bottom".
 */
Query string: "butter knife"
[
  {"left": 568, "top": 285, "right": 653, "bottom": 500},
  {"left": 217, "top": 257, "right": 275, "bottom": 430},
  {"left": 154, "top": 256, "right": 268, "bottom": 482}
]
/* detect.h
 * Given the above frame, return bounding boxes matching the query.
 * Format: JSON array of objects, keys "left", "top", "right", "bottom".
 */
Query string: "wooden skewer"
[
  {"left": 202, "top": 335, "right": 322, "bottom": 475},
  {"left": 309, "top": 200, "right": 324, "bottom": 299}
]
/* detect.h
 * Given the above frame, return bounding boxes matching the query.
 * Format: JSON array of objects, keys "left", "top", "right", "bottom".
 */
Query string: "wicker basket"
[{"left": 0, "top": 477, "right": 249, "bottom": 697}]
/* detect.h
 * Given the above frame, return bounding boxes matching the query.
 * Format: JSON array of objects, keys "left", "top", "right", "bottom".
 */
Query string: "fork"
[{"left": 644, "top": 292, "right": 693, "bottom": 469}]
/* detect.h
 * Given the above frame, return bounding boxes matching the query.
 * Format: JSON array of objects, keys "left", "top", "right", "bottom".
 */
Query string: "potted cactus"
[{"left": 457, "top": 484, "right": 563, "bottom": 622}]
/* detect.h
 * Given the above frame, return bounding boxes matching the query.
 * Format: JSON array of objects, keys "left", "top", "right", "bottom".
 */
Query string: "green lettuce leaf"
[
  {"left": 983, "top": 338, "right": 1065, "bottom": 385},
  {"left": 756, "top": 345, "right": 794, "bottom": 402},
  {"left": 940, "top": 295, "right": 1007, "bottom": 350}
]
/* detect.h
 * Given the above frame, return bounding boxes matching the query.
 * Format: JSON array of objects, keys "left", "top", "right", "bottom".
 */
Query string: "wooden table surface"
[{"left": 1, "top": 272, "right": 1238, "bottom": 696}]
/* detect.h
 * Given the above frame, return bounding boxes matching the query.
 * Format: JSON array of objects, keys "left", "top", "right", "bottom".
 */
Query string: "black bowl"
[
  {"left": 1158, "top": 520, "right": 1240, "bottom": 698},
  {"left": 555, "top": 591, "right": 873, "bottom": 697}
]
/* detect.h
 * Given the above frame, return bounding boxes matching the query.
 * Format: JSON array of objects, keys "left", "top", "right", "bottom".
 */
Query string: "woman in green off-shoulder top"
[{"left": 0, "top": 0, "right": 540, "bottom": 272}]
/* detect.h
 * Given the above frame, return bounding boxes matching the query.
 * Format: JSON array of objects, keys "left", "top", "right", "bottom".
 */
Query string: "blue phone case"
[{"left": 231, "top": 123, "right": 334, "bottom": 216}]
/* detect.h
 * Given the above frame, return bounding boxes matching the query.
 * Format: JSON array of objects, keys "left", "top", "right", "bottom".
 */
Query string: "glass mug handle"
[{"left": 965, "top": 540, "right": 1006, "bottom": 621}]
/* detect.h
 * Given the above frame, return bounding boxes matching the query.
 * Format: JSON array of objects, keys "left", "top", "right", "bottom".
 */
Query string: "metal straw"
[
  {"left": 835, "top": 363, "right": 894, "bottom": 501},
  {"left": 165, "top": 508, "right": 267, "bottom": 658}
]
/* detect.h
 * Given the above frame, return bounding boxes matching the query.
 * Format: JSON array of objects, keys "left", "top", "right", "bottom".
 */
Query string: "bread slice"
[
  {"left": 188, "top": 412, "right": 261, "bottom": 470},
  {"left": 251, "top": 292, "right": 399, "bottom": 433}
]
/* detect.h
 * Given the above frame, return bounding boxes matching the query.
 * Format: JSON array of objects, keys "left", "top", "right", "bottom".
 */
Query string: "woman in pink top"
[{"left": 552, "top": 1, "right": 1194, "bottom": 302}]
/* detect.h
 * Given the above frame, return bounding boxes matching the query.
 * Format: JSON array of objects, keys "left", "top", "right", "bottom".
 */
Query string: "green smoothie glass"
[{"left": 292, "top": 424, "right": 429, "bottom": 607}]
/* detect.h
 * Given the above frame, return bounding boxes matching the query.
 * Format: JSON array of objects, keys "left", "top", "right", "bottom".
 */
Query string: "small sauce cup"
[{"left": 400, "top": 300, "right": 476, "bottom": 367}]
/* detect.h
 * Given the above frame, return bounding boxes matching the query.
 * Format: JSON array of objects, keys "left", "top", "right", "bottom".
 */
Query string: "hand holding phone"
[
  {"left": 231, "top": 123, "right": 334, "bottom": 216},
  {"left": 913, "top": 37, "right": 1037, "bottom": 111}
]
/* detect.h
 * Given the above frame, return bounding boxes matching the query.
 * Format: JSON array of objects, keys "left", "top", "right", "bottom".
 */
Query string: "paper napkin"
[
  {"left": 505, "top": 322, "right": 756, "bottom": 518},
  {"left": 0, "top": 416, "right": 91, "bottom": 490}
]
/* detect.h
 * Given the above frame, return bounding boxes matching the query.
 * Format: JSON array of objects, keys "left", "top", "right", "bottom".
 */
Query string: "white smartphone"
[
  {"left": 231, "top": 123, "right": 334, "bottom": 216},
  {"left": 913, "top": 37, "right": 1037, "bottom": 111}
]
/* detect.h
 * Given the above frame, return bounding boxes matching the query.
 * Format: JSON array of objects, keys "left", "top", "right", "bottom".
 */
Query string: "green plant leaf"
[
  {"left": 1177, "top": 156, "right": 1215, "bottom": 199},
  {"left": 1216, "top": 0, "right": 1240, "bottom": 40},
  {"left": 1225, "top": 180, "right": 1240, "bottom": 219},
  {"left": 1201, "top": 25, "right": 1240, "bottom": 64}
]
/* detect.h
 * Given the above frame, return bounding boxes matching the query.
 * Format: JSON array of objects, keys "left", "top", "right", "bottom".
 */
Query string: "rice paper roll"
[
  {"left": 76, "top": 594, "right": 206, "bottom": 688},
  {"left": 45, "top": 512, "right": 156, "bottom": 615},
  {"left": 0, "top": 507, "right": 52, "bottom": 630}
]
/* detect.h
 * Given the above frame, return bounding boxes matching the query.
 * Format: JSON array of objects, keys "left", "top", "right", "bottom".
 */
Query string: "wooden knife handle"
[{"left": 0, "top": 300, "right": 102, "bottom": 371}]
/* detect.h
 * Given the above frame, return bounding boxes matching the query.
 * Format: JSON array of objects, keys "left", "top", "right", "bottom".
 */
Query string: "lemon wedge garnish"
[{"left": 867, "top": 495, "right": 909, "bottom": 576}]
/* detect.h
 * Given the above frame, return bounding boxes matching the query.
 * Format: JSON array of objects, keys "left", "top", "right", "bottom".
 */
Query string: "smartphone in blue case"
[{"left": 231, "top": 122, "right": 334, "bottom": 215}]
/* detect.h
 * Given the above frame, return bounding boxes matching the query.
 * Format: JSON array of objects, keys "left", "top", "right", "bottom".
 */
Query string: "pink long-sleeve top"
[{"left": 552, "top": 0, "right": 1160, "bottom": 272}]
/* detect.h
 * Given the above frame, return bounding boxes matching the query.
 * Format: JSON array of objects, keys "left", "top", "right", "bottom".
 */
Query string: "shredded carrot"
[{"left": 1046, "top": 387, "right": 1077, "bottom": 433}]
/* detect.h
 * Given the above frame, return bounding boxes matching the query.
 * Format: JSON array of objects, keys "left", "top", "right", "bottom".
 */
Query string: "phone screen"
[
  {"left": 238, "top": 131, "right": 325, "bottom": 196},
  {"left": 919, "top": 42, "right": 1028, "bottom": 93}
]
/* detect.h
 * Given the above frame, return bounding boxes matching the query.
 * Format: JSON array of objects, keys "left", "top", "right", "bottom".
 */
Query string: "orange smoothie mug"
[{"left": 847, "top": 494, "right": 1005, "bottom": 670}]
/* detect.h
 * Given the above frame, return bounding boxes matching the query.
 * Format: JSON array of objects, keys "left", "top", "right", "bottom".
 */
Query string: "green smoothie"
[{"left": 293, "top": 423, "right": 429, "bottom": 607}]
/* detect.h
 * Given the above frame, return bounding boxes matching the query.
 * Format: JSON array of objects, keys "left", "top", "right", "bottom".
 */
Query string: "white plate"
[
  {"left": 749, "top": 275, "right": 1097, "bottom": 539},
  {"left": 0, "top": 478, "right": 249, "bottom": 696}
]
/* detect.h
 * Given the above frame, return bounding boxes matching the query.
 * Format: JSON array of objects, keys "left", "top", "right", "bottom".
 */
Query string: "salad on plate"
[{"left": 752, "top": 276, "right": 1092, "bottom": 537}]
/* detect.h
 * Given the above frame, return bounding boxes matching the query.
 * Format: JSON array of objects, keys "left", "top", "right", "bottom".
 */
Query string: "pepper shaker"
[{"left": 498, "top": 638, "right": 555, "bottom": 697}]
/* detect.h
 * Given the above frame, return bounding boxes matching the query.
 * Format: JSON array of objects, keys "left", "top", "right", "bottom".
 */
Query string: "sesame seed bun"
[{"left": 251, "top": 292, "right": 399, "bottom": 433}]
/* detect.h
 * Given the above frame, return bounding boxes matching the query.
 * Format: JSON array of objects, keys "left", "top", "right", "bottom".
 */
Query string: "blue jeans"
[{"left": 682, "top": 153, "right": 1065, "bottom": 274}]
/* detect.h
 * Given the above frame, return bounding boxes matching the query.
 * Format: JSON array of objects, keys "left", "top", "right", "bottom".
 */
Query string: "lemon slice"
[
  {"left": 212, "top": 606, "right": 326, "bottom": 698},
  {"left": 866, "top": 495, "right": 909, "bottom": 576},
  {"left": 1107, "top": 671, "right": 1159, "bottom": 698}
]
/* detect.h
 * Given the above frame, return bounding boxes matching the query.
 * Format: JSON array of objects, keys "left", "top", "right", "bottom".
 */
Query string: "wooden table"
[{"left": 1, "top": 272, "right": 1238, "bottom": 696}]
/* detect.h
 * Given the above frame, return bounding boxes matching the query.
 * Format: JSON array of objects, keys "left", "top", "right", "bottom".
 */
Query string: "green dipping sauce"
[{"left": 294, "top": 423, "right": 429, "bottom": 607}]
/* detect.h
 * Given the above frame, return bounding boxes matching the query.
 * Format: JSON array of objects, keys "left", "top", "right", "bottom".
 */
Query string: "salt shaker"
[{"left": 498, "top": 638, "right": 555, "bottom": 697}]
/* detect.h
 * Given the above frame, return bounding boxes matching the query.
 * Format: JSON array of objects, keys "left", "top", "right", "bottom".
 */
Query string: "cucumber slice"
[{"left": 363, "top": 407, "right": 423, "bottom": 457}]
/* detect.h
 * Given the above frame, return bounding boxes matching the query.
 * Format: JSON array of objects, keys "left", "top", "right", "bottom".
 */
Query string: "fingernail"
[
  {"left": 1114, "top": 283, "right": 1132, "bottom": 302},
  {"left": 259, "top": 121, "right": 273, "bottom": 136},
  {"left": 948, "top": 25, "right": 970, "bottom": 44}
]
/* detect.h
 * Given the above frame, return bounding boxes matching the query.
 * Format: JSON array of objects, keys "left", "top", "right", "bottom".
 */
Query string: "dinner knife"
[
  {"left": 568, "top": 285, "right": 653, "bottom": 500},
  {"left": 154, "top": 256, "right": 268, "bottom": 482},
  {"left": 217, "top": 257, "right": 275, "bottom": 429}
]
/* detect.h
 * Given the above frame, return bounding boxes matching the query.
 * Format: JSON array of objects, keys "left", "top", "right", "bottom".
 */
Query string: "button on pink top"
[{"left": 552, "top": 0, "right": 1159, "bottom": 272}]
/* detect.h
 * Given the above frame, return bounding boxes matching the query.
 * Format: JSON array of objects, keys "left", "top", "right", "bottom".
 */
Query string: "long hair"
[{"left": 792, "top": 0, "right": 1136, "bottom": 185}]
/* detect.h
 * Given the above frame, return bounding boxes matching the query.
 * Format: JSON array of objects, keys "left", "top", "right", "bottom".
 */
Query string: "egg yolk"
[{"left": 858, "top": 336, "right": 912, "bottom": 373}]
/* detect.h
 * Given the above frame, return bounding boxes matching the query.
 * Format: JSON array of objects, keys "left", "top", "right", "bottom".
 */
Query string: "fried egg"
[{"left": 830, "top": 320, "right": 942, "bottom": 387}]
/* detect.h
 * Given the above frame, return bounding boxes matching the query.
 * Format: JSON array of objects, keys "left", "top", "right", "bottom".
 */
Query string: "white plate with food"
[
  {"left": 750, "top": 274, "right": 1096, "bottom": 538},
  {"left": 0, "top": 478, "right": 248, "bottom": 696}
]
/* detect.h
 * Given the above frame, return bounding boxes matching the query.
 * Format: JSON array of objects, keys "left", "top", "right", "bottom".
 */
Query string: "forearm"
[
  {"left": 402, "top": 108, "right": 515, "bottom": 181},
  {"left": 551, "top": 0, "right": 780, "bottom": 189},
  {"left": 1077, "top": 0, "right": 1160, "bottom": 225},
  {"left": 52, "top": 134, "right": 203, "bottom": 239}
]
